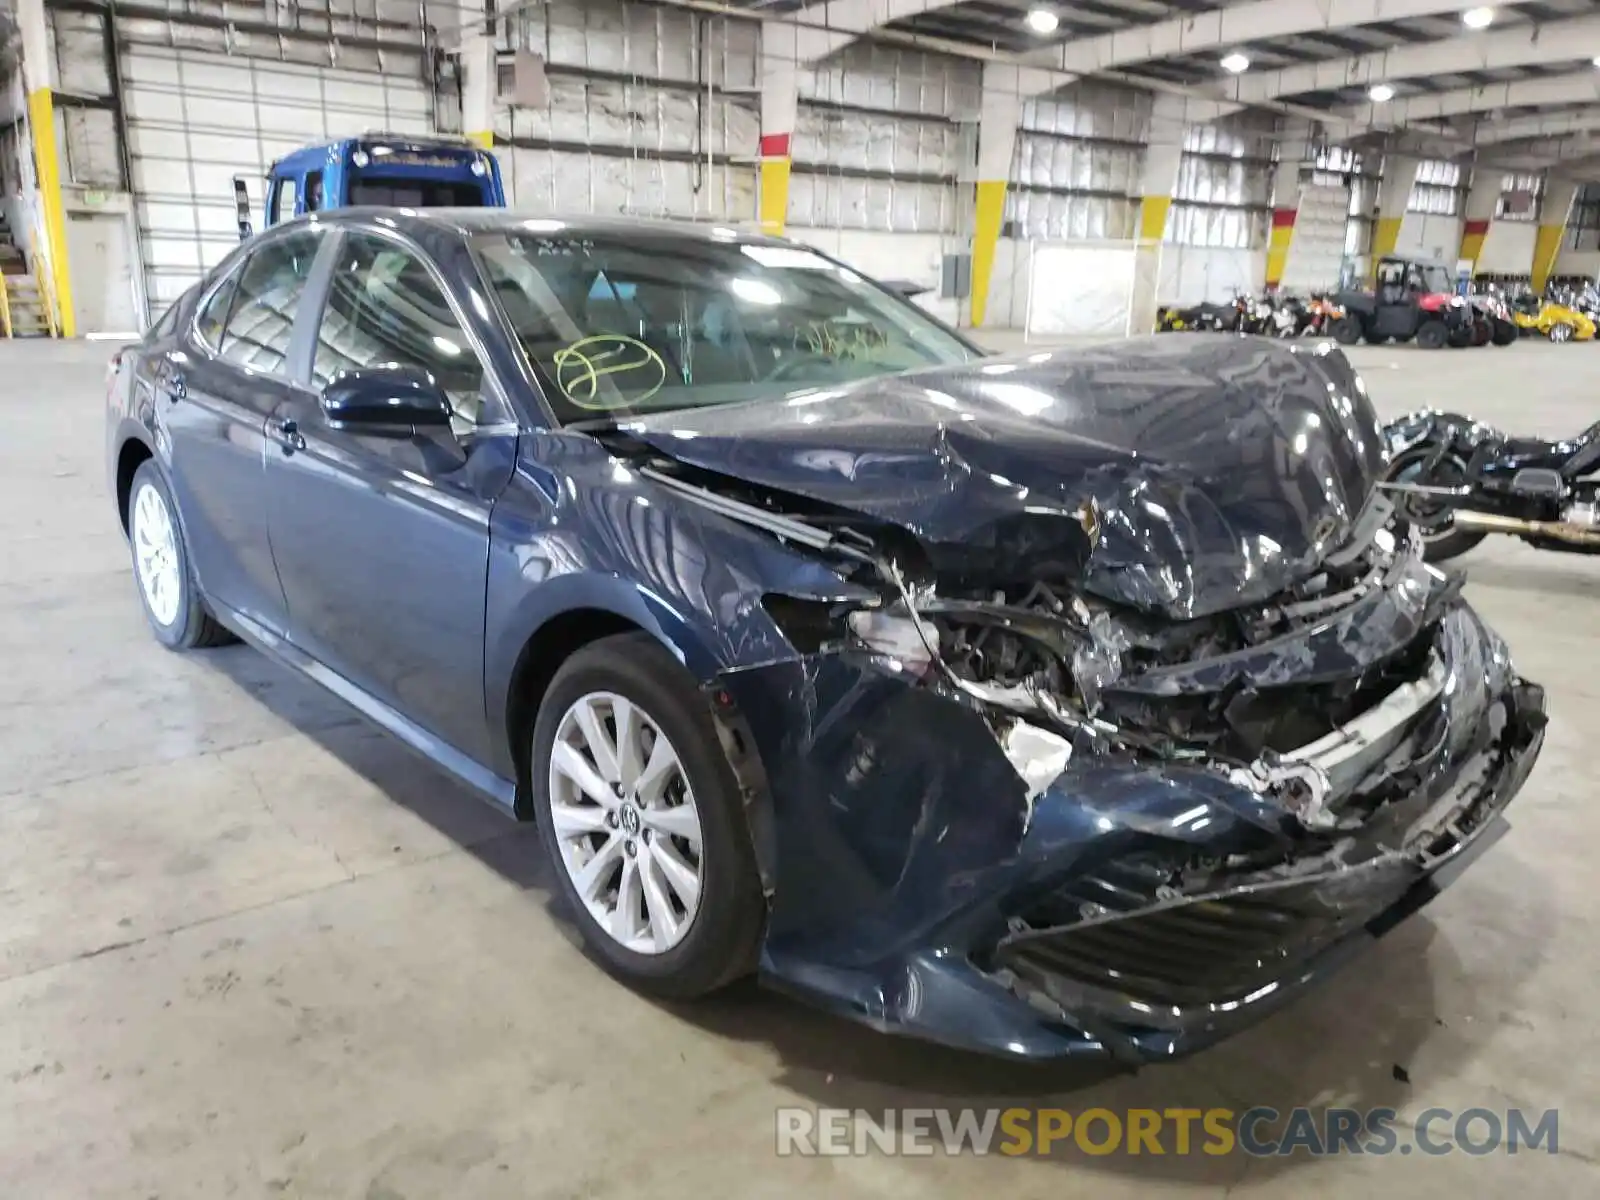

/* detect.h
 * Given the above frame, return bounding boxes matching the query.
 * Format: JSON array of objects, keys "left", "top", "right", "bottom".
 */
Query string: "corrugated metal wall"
[
  {"left": 1006, "top": 81, "right": 1147, "bottom": 241},
  {"left": 497, "top": 0, "right": 758, "bottom": 222},
  {"left": 791, "top": 41, "right": 977, "bottom": 235}
]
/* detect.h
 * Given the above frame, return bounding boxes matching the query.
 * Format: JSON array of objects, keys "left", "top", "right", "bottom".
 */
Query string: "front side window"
[
  {"left": 217, "top": 230, "right": 323, "bottom": 375},
  {"left": 311, "top": 231, "right": 497, "bottom": 430},
  {"left": 473, "top": 233, "right": 975, "bottom": 424},
  {"left": 270, "top": 176, "right": 298, "bottom": 223}
]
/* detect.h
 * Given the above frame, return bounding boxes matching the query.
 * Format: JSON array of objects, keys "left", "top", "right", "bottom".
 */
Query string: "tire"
[
  {"left": 1492, "top": 318, "right": 1518, "bottom": 346},
  {"left": 1415, "top": 320, "right": 1448, "bottom": 349},
  {"left": 1549, "top": 322, "right": 1574, "bottom": 344},
  {"left": 1330, "top": 316, "right": 1363, "bottom": 346},
  {"left": 1385, "top": 448, "right": 1486, "bottom": 563},
  {"left": 530, "top": 632, "right": 765, "bottom": 999},
  {"left": 126, "top": 460, "right": 235, "bottom": 650}
]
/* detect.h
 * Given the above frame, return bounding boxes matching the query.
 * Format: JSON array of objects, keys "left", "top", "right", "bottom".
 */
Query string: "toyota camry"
[{"left": 106, "top": 210, "right": 1546, "bottom": 1062}]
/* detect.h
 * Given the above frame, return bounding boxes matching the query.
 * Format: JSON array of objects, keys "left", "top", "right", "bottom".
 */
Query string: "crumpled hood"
[{"left": 625, "top": 335, "right": 1387, "bottom": 619}]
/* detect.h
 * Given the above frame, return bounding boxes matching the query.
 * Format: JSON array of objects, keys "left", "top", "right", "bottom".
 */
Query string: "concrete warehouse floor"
[{"left": 2, "top": 335, "right": 1598, "bottom": 1199}]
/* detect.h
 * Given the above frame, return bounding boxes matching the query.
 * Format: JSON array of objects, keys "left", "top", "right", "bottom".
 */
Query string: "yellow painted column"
[
  {"left": 1529, "top": 176, "right": 1578, "bottom": 292},
  {"left": 1137, "top": 195, "right": 1172, "bottom": 243},
  {"left": 465, "top": 130, "right": 492, "bottom": 150},
  {"left": 1371, "top": 216, "right": 1403, "bottom": 262},
  {"left": 758, "top": 135, "right": 792, "bottom": 237},
  {"left": 968, "top": 180, "right": 1007, "bottom": 329},
  {"left": 1532, "top": 222, "right": 1565, "bottom": 293},
  {"left": 1264, "top": 207, "right": 1296, "bottom": 289},
  {"left": 26, "top": 87, "right": 74, "bottom": 337}
]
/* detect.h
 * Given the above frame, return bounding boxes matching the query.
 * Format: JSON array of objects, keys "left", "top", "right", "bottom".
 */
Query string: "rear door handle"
[{"left": 270, "top": 417, "right": 306, "bottom": 455}]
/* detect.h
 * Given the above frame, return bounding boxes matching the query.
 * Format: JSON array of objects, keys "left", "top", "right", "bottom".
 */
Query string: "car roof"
[{"left": 304, "top": 207, "right": 790, "bottom": 247}]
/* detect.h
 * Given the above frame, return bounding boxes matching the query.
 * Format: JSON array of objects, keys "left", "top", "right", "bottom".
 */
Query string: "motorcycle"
[
  {"left": 1156, "top": 294, "right": 1249, "bottom": 333},
  {"left": 1381, "top": 409, "right": 1600, "bottom": 561},
  {"left": 1466, "top": 293, "right": 1520, "bottom": 346}
]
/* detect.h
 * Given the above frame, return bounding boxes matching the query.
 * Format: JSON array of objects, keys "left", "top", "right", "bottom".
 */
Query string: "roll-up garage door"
[{"left": 120, "top": 46, "right": 434, "bottom": 318}]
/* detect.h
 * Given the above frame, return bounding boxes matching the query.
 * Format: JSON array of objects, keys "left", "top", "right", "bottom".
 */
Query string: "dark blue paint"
[
  {"left": 264, "top": 135, "right": 505, "bottom": 225},
  {"left": 106, "top": 211, "right": 1547, "bottom": 1064}
]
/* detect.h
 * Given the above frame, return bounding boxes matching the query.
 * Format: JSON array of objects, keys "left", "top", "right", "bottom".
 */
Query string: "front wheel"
[
  {"left": 531, "top": 632, "right": 766, "bottom": 999},
  {"left": 1386, "top": 448, "right": 1486, "bottom": 563},
  {"left": 1549, "top": 322, "right": 1575, "bottom": 344},
  {"left": 126, "top": 461, "right": 235, "bottom": 650},
  {"left": 1415, "top": 320, "right": 1448, "bottom": 349},
  {"left": 1329, "top": 316, "right": 1363, "bottom": 345},
  {"left": 1492, "top": 318, "right": 1518, "bottom": 346}
]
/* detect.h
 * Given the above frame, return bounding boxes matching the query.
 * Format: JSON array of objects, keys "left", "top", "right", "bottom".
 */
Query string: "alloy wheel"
[
  {"left": 547, "top": 691, "right": 704, "bottom": 955},
  {"left": 132, "top": 481, "right": 182, "bottom": 627}
]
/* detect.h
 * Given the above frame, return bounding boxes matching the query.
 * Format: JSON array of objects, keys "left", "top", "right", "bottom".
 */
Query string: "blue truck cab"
[{"left": 238, "top": 132, "right": 506, "bottom": 234}]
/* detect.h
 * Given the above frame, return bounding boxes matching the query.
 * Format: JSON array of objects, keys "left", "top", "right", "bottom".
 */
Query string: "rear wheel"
[
  {"left": 1329, "top": 316, "right": 1363, "bottom": 345},
  {"left": 1550, "top": 322, "right": 1575, "bottom": 344},
  {"left": 531, "top": 632, "right": 765, "bottom": 999},
  {"left": 126, "top": 461, "right": 235, "bottom": 650},
  {"left": 1386, "top": 448, "right": 1485, "bottom": 563},
  {"left": 1492, "top": 318, "right": 1518, "bottom": 346},
  {"left": 1415, "top": 319, "right": 1448, "bottom": 349}
]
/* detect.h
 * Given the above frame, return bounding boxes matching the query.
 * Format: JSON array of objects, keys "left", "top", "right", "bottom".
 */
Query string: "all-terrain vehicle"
[{"left": 1330, "top": 255, "right": 1473, "bottom": 349}]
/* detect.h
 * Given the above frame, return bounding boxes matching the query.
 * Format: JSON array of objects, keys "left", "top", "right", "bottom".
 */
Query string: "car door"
[
  {"left": 265, "top": 226, "right": 517, "bottom": 766},
  {"left": 156, "top": 227, "right": 327, "bottom": 634}
]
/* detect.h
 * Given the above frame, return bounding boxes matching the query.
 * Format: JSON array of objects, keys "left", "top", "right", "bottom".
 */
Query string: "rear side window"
[
  {"left": 216, "top": 230, "right": 323, "bottom": 376},
  {"left": 194, "top": 270, "right": 241, "bottom": 350}
]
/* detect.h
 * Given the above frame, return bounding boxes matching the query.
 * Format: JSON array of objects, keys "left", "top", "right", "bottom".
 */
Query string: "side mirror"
[
  {"left": 881, "top": 278, "right": 931, "bottom": 300},
  {"left": 320, "top": 366, "right": 454, "bottom": 434}
]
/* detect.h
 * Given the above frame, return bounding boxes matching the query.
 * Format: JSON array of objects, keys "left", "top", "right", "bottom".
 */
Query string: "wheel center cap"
[{"left": 619, "top": 804, "right": 641, "bottom": 836}]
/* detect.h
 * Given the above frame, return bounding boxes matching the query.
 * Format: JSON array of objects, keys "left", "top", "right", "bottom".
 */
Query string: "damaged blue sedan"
[{"left": 107, "top": 211, "right": 1546, "bottom": 1063}]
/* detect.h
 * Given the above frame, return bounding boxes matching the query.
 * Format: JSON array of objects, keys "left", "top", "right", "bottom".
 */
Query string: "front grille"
[{"left": 997, "top": 886, "right": 1365, "bottom": 1009}]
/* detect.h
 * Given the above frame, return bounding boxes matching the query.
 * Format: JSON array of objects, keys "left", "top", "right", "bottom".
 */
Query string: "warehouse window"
[
  {"left": 1407, "top": 159, "right": 1462, "bottom": 216},
  {"left": 216, "top": 230, "right": 323, "bottom": 376},
  {"left": 1496, "top": 173, "right": 1542, "bottom": 222}
]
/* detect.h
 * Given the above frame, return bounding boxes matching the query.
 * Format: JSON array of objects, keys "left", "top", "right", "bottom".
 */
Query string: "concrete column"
[
  {"left": 1457, "top": 166, "right": 1499, "bottom": 274},
  {"left": 16, "top": 0, "right": 73, "bottom": 335},
  {"left": 1533, "top": 175, "right": 1579, "bottom": 292},
  {"left": 1135, "top": 94, "right": 1189, "bottom": 245},
  {"left": 1372, "top": 152, "right": 1418, "bottom": 265},
  {"left": 1129, "top": 94, "right": 1191, "bottom": 332},
  {"left": 967, "top": 64, "right": 1025, "bottom": 328},
  {"left": 1265, "top": 119, "right": 1315, "bottom": 290},
  {"left": 458, "top": 0, "right": 495, "bottom": 151},
  {"left": 756, "top": 23, "right": 808, "bottom": 237}
]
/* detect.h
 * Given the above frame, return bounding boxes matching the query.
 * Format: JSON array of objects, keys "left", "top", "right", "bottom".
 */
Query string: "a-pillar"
[
  {"left": 1371, "top": 152, "right": 1418, "bottom": 266},
  {"left": 1532, "top": 175, "right": 1578, "bottom": 292},
  {"left": 458, "top": 0, "right": 496, "bottom": 153},
  {"left": 1457, "top": 166, "right": 1498, "bottom": 277},
  {"left": 1265, "top": 120, "right": 1315, "bottom": 290},
  {"left": 15, "top": 0, "right": 73, "bottom": 335}
]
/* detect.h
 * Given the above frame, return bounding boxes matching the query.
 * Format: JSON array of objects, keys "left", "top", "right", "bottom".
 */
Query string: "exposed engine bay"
[{"left": 633, "top": 438, "right": 1472, "bottom": 849}]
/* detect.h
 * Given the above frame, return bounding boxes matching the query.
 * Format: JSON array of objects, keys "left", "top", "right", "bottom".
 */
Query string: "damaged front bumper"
[{"left": 716, "top": 598, "right": 1545, "bottom": 1064}]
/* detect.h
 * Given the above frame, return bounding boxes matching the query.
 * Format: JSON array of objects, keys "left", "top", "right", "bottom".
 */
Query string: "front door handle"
[
  {"left": 270, "top": 417, "right": 306, "bottom": 455},
  {"left": 161, "top": 369, "right": 186, "bottom": 401}
]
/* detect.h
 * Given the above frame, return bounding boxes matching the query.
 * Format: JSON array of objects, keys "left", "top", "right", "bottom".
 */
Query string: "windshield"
[
  {"left": 1420, "top": 265, "right": 1452, "bottom": 294},
  {"left": 349, "top": 177, "right": 488, "bottom": 207},
  {"left": 472, "top": 230, "right": 975, "bottom": 423}
]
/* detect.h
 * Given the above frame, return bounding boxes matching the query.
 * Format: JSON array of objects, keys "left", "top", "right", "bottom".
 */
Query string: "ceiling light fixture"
[
  {"left": 1220, "top": 52, "right": 1250, "bottom": 74},
  {"left": 1369, "top": 83, "right": 1395, "bottom": 102},
  {"left": 1461, "top": 6, "right": 1495, "bottom": 29},
  {"left": 1025, "top": 8, "right": 1059, "bottom": 34}
]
